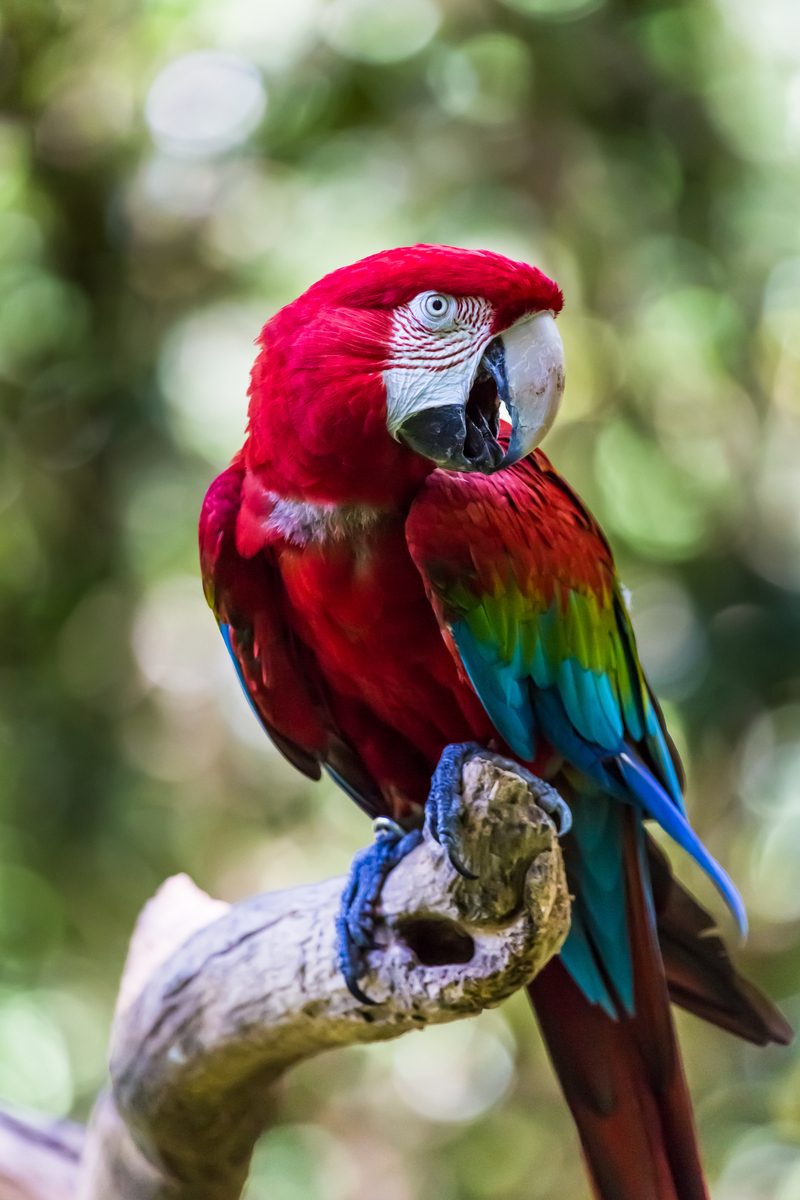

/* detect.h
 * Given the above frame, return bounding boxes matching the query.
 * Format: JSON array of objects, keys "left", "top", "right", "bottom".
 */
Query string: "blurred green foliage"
[{"left": 0, "top": 0, "right": 799, "bottom": 1194}]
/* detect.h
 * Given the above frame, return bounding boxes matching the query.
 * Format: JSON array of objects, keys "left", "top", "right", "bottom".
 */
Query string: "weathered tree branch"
[
  {"left": 0, "top": 758, "right": 570, "bottom": 1200},
  {"left": 0, "top": 1106, "right": 83, "bottom": 1200}
]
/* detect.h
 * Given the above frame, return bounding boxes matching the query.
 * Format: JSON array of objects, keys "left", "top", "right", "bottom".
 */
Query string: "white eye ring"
[{"left": 412, "top": 291, "right": 457, "bottom": 328}]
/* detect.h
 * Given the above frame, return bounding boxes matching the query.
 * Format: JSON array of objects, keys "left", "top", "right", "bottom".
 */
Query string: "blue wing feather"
[
  {"left": 617, "top": 751, "right": 747, "bottom": 937},
  {"left": 452, "top": 624, "right": 537, "bottom": 760},
  {"left": 452, "top": 620, "right": 748, "bottom": 945}
]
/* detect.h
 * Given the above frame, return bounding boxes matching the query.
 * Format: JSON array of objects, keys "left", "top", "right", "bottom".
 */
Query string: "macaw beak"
[{"left": 397, "top": 311, "right": 565, "bottom": 474}]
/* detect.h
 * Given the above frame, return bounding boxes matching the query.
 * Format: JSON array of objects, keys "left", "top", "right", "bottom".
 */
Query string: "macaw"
[{"left": 199, "top": 244, "right": 790, "bottom": 1200}]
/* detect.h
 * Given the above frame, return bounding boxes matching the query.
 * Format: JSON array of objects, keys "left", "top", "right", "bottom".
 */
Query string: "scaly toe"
[
  {"left": 336, "top": 825, "right": 423, "bottom": 1002},
  {"left": 427, "top": 742, "right": 484, "bottom": 877}
]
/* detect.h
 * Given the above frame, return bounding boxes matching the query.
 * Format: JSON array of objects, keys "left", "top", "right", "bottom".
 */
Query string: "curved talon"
[
  {"left": 534, "top": 782, "right": 572, "bottom": 836},
  {"left": 444, "top": 841, "right": 479, "bottom": 881},
  {"left": 344, "top": 974, "right": 378, "bottom": 1006}
]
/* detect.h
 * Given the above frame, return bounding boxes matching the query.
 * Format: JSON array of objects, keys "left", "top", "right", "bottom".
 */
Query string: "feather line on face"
[{"left": 383, "top": 297, "right": 494, "bottom": 437}]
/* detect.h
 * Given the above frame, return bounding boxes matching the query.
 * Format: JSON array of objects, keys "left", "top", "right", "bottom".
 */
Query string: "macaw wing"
[
  {"left": 406, "top": 449, "right": 746, "bottom": 938},
  {"left": 199, "top": 463, "right": 384, "bottom": 815},
  {"left": 406, "top": 450, "right": 681, "bottom": 793}
]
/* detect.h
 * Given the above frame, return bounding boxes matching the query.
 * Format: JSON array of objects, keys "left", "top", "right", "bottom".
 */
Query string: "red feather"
[{"left": 406, "top": 445, "right": 616, "bottom": 610}]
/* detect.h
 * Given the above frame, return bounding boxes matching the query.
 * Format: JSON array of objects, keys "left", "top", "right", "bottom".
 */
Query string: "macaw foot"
[
  {"left": 336, "top": 818, "right": 422, "bottom": 1004},
  {"left": 427, "top": 742, "right": 572, "bottom": 880},
  {"left": 336, "top": 743, "right": 570, "bottom": 1003}
]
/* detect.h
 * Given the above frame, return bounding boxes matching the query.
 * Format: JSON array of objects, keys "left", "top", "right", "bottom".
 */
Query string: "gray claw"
[
  {"left": 441, "top": 837, "right": 479, "bottom": 881},
  {"left": 344, "top": 973, "right": 378, "bottom": 1006},
  {"left": 531, "top": 780, "right": 572, "bottom": 836}
]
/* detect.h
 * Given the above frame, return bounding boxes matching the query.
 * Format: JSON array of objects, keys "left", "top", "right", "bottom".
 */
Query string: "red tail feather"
[{"left": 528, "top": 811, "right": 708, "bottom": 1200}]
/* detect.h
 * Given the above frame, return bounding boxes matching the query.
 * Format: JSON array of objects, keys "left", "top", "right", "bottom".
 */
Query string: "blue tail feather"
[
  {"left": 560, "top": 785, "right": 635, "bottom": 1016},
  {"left": 617, "top": 751, "right": 747, "bottom": 938},
  {"left": 559, "top": 909, "right": 618, "bottom": 1017}
]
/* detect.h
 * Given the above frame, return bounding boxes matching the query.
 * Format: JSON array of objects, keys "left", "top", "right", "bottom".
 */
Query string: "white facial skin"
[
  {"left": 382, "top": 291, "right": 565, "bottom": 466},
  {"left": 383, "top": 292, "right": 495, "bottom": 438}
]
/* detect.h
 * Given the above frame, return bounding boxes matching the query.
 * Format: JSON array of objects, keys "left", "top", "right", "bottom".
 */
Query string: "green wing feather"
[{"left": 406, "top": 452, "right": 684, "bottom": 807}]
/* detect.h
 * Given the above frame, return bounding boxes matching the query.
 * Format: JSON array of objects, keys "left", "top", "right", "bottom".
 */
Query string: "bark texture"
[{"left": 0, "top": 758, "right": 570, "bottom": 1200}]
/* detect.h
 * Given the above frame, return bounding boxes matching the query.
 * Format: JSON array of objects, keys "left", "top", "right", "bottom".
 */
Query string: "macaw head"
[{"left": 246, "top": 244, "right": 564, "bottom": 505}]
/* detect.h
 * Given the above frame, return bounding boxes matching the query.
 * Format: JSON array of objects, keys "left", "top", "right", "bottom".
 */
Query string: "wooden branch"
[
  {"left": 0, "top": 757, "right": 570, "bottom": 1200},
  {"left": 0, "top": 1106, "right": 83, "bottom": 1200}
]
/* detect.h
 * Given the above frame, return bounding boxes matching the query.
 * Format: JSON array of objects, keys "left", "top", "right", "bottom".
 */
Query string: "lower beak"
[
  {"left": 397, "top": 311, "right": 565, "bottom": 474},
  {"left": 398, "top": 398, "right": 505, "bottom": 474}
]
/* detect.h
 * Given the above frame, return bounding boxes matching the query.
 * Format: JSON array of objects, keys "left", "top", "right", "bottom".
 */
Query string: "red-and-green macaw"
[{"left": 199, "top": 245, "right": 790, "bottom": 1200}]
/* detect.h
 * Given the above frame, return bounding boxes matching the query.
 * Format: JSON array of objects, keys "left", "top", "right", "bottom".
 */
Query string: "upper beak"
[{"left": 397, "top": 311, "right": 565, "bottom": 474}]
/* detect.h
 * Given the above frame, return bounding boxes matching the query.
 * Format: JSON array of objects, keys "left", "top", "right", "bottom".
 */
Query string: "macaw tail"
[
  {"left": 528, "top": 807, "right": 708, "bottom": 1200},
  {"left": 648, "top": 837, "right": 792, "bottom": 1049}
]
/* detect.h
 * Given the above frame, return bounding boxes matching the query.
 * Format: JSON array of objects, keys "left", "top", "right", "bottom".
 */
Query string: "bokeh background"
[{"left": 0, "top": 0, "right": 799, "bottom": 1194}]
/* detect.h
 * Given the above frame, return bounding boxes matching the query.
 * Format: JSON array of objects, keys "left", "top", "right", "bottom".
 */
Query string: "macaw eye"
[
  {"left": 411, "top": 291, "right": 457, "bottom": 328},
  {"left": 424, "top": 294, "right": 450, "bottom": 317}
]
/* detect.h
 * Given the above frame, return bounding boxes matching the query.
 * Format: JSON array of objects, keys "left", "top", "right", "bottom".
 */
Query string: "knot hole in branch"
[{"left": 395, "top": 915, "right": 475, "bottom": 966}]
